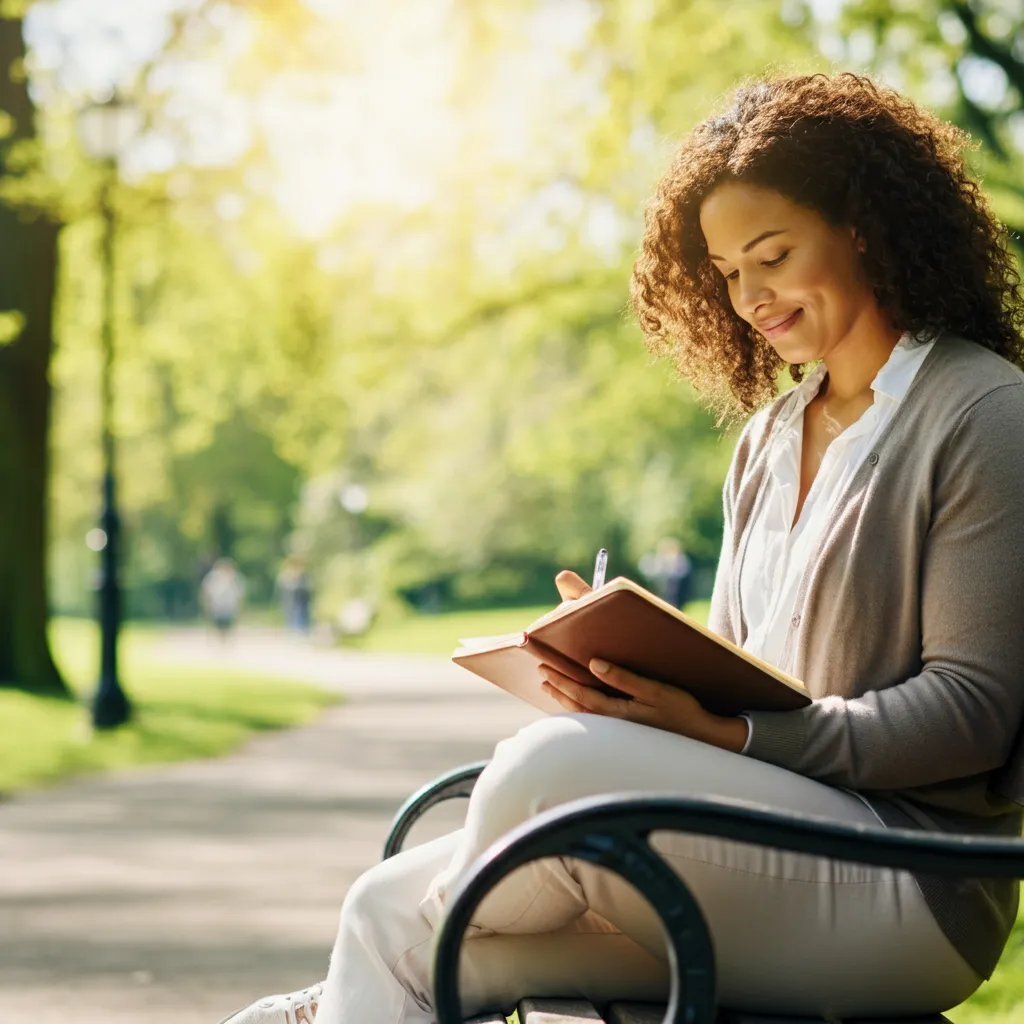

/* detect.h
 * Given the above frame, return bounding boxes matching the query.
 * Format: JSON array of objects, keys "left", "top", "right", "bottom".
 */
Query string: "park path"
[{"left": 0, "top": 628, "right": 542, "bottom": 1023}]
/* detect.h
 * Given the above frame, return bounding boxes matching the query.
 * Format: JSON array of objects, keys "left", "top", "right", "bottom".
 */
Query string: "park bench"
[{"left": 383, "top": 761, "right": 1024, "bottom": 1024}]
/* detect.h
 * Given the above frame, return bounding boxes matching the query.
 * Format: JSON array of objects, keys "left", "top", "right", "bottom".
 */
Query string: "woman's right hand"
[{"left": 554, "top": 569, "right": 593, "bottom": 604}]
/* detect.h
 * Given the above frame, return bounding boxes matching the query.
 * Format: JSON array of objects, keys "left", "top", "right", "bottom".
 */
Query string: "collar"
[
  {"left": 766, "top": 330, "right": 935, "bottom": 479},
  {"left": 870, "top": 330, "right": 933, "bottom": 401},
  {"left": 779, "top": 328, "right": 933, "bottom": 419}
]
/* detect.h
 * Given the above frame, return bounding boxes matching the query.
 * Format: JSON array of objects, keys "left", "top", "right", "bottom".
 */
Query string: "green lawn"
[
  {"left": 952, "top": 936, "right": 1024, "bottom": 1022},
  {"left": 0, "top": 618, "right": 338, "bottom": 795},
  {"left": 353, "top": 599, "right": 713, "bottom": 655}
]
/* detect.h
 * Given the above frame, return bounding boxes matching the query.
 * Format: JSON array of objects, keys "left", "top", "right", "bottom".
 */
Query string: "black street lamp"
[{"left": 76, "top": 95, "right": 142, "bottom": 730}]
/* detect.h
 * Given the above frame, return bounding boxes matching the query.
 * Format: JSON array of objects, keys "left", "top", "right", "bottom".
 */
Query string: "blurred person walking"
[
  {"left": 276, "top": 555, "right": 314, "bottom": 634},
  {"left": 200, "top": 557, "right": 246, "bottom": 640},
  {"left": 639, "top": 536, "right": 692, "bottom": 609}
]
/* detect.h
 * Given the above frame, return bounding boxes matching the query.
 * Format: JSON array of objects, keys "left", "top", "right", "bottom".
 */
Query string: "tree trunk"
[{"left": 0, "top": 15, "right": 67, "bottom": 695}]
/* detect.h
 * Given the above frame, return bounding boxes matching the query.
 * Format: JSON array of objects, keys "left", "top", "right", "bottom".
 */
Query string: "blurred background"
[
  {"left": 1, "top": 1, "right": 1023, "bottom": 1021},
  {"left": 6, "top": 0, "right": 1024, "bottom": 652}
]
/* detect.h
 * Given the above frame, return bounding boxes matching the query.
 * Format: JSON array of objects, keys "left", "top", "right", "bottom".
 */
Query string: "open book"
[{"left": 452, "top": 577, "right": 810, "bottom": 717}]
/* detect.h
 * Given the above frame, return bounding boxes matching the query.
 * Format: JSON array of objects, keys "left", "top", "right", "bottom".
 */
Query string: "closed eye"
[{"left": 724, "top": 251, "right": 790, "bottom": 282}]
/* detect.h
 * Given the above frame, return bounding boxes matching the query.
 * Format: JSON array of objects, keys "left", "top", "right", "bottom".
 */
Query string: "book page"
[{"left": 453, "top": 631, "right": 524, "bottom": 655}]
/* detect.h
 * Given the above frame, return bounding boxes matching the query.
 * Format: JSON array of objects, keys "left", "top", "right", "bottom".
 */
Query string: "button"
[
  {"left": 791, "top": 614, "right": 801, "bottom": 627},
  {"left": 867, "top": 452, "right": 879, "bottom": 466}
]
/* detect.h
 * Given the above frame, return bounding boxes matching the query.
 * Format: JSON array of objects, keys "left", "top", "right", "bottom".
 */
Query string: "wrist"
[{"left": 693, "top": 712, "right": 749, "bottom": 753}]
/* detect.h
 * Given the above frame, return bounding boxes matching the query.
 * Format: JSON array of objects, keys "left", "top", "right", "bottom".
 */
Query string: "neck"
[{"left": 820, "top": 312, "right": 905, "bottom": 403}]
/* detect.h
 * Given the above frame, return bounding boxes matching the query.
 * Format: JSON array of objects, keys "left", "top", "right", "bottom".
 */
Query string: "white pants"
[{"left": 317, "top": 715, "right": 981, "bottom": 1023}]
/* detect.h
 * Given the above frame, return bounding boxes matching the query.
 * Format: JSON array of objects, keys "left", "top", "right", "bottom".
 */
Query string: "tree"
[
  {"left": 0, "top": 13, "right": 65, "bottom": 693},
  {"left": 804, "top": 0, "right": 1024, "bottom": 242}
]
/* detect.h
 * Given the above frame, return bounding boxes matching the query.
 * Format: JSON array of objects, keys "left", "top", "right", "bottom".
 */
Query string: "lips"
[{"left": 757, "top": 309, "right": 803, "bottom": 339}]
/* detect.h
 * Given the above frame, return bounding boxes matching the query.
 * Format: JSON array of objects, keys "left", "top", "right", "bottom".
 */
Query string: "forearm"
[
  {"left": 694, "top": 712, "right": 750, "bottom": 754},
  {"left": 745, "top": 678, "right": 1020, "bottom": 790}
]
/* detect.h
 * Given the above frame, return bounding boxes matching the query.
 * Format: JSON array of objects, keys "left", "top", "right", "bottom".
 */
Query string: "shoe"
[{"left": 218, "top": 982, "right": 322, "bottom": 1024}]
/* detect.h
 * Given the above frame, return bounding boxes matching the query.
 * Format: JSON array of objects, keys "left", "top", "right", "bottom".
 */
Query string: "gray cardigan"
[{"left": 709, "top": 331, "right": 1024, "bottom": 979}]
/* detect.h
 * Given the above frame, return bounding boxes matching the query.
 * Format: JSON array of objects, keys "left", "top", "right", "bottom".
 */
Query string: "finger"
[
  {"left": 540, "top": 664, "right": 635, "bottom": 719},
  {"left": 541, "top": 680, "right": 588, "bottom": 714},
  {"left": 588, "top": 659, "right": 660, "bottom": 703},
  {"left": 554, "top": 570, "right": 593, "bottom": 602}
]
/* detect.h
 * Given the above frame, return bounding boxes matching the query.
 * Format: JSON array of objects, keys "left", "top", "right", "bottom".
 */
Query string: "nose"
[{"left": 736, "top": 272, "right": 773, "bottom": 319}]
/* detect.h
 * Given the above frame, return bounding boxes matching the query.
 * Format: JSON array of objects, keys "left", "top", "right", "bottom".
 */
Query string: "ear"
[{"left": 850, "top": 226, "right": 866, "bottom": 254}]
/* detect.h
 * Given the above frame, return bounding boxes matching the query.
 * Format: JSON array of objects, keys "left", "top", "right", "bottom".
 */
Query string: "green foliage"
[
  {"left": 801, "top": 0, "right": 1024, "bottom": 242},
  {"left": 33, "top": 0, "right": 1024, "bottom": 626},
  {"left": 0, "top": 307, "right": 23, "bottom": 343},
  {"left": 37, "top": 0, "right": 824, "bottom": 622}
]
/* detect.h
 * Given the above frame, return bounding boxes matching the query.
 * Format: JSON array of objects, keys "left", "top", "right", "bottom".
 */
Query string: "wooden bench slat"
[
  {"left": 719, "top": 1012, "right": 950, "bottom": 1023},
  {"left": 466, "top": 1000, "right": 952, "bottom": 1023},
  {"left": 518, "top": 997, "right": 606, "bottom": 1022},
  {"left": 605, "top": 1006, "right": 951, "bottom": 1023},
  {"left": 605, "top": 1002, "right": 666, "bottom": 1024}
]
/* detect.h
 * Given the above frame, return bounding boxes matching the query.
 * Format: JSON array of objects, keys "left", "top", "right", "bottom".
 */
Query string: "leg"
[
  {"left": 318, "top": 829, "right": 668, "bottom": 1024},
  {"left": 283, "top": 715, "right": 984, "bottom": 1022},
  {"left": 416, "top": 715, "right": 981, "bottom": 1017}
]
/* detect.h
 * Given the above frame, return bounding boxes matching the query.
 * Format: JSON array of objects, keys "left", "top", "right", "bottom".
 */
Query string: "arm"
[
  {"left": 744, "top": 384, "right": 1024, "bottom": 791},
  {"left": 544, "top": 415, "right": 756, "bottom": 753}
]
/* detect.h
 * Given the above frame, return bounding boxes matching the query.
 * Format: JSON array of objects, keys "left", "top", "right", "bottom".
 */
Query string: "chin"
[{"left": 772, "top": 342, "right": 821, "bottom": 365}]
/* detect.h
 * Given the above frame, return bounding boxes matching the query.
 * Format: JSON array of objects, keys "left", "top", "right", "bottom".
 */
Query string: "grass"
[
  {"left": 0, "top": 618, "right": 338, "bottom": 795},
  {"left": 951, "top": 928, "right": 1024, "bottom": 1021},
  {"left": 352, "top": 598, "right": 713, "bottom": 655}
]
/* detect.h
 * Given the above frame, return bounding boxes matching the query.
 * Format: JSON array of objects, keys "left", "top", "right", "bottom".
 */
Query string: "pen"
[{"left": 591, "top": 548, "right": 608, "bottom": 590}]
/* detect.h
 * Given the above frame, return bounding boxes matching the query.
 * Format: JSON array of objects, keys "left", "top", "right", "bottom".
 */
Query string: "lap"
[
  {"left": 474, "top": 713, "right": 880, "bottom": 839},
  {"left": 455, "top": 715, "right": 981, "bottom": 1015}
]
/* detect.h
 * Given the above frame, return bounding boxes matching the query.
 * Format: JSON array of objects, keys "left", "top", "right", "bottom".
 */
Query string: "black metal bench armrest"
[
  {"left": 383, "top": 760, "right": 491, "bottom": 860},
  {"left": 433, "top": 791, "right": 1024, "bottom": 1024}
]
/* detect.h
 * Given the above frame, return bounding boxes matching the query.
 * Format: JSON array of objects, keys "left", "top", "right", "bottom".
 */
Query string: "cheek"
[{"left": 781, "top": 254, "right": 855, "bottom": 314}]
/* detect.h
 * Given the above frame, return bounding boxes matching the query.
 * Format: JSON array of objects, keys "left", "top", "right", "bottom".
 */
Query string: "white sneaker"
[{"left": 218, "top": 982, "right": 323, "bottom": 1024}]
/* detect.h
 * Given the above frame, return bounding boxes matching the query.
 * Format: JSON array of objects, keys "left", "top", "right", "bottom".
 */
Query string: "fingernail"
[{"left": 590, "top": 658, "right": 610, "bottom": 673}]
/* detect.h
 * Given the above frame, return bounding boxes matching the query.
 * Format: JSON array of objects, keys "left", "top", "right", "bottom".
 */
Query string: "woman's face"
[{"left": 698, "top": 181, "right": 876, "bottom": 364}]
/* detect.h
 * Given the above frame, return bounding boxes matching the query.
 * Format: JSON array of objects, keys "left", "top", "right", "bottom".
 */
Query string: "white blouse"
[{"left": 736, "top": 331, "right": 936, "bottom": 748}]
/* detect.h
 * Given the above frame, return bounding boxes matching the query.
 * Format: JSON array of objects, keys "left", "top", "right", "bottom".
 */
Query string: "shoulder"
[
  {"left": 914, "top": 332, "right": 1024, "bottom": 474},
  {"left": 923, "top": 331, "right": 1024, "bottom": 405}
]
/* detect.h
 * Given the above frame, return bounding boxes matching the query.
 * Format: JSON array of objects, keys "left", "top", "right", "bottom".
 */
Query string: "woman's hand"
[
  {"left": 554, "top": 569, "right": 592, "bottom": 603},
  {"left": 539, "top": 658, "right": 750, "bottom": 754}
]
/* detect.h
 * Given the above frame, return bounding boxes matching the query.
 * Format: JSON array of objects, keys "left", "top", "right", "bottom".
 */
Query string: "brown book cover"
[{"left": 451, "top": 577, "right": 810, "bottom": 718}]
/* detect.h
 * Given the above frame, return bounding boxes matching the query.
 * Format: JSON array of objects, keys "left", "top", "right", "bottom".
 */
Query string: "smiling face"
[{"left": 699, "top": 180, "right": 879, "bottom": 365}]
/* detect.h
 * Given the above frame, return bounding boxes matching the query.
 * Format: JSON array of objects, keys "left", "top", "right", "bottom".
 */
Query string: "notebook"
[{"left": 452, "top": 577, "right": 810, "bottom": 717}]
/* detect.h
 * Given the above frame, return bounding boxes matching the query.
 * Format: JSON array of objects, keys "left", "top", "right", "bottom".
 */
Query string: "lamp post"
[{"left": 76, "top": 95, "right": 142, "bottom": 729}]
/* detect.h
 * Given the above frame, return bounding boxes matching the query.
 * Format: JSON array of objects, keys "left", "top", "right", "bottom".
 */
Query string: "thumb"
[{"left": 555, "top": 569, "right": 593, "bottom": 602}]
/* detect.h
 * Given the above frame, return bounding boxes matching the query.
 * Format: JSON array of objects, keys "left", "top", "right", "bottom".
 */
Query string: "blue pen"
[{"left": 591, "top": 548, "right": 608, "bottom": 590}]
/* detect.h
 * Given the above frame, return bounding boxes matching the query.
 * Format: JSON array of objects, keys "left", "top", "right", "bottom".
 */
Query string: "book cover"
[{"left": 452, "top": 577, "right": 809, "bottom": 718}]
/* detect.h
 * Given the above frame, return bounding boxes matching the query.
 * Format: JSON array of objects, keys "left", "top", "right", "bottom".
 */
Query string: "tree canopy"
[{"left": 11, "top": 0, "right": 1021, "bottom": 629}]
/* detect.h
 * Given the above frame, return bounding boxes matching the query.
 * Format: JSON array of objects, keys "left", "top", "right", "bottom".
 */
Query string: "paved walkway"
[{"left": 0, "top": 630, "right": 541, "bottom": 1023}]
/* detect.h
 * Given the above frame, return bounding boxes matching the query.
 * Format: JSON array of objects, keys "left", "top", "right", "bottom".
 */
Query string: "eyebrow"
[{"left": 707, "top": 228, "right": 789, "bottom": 261}]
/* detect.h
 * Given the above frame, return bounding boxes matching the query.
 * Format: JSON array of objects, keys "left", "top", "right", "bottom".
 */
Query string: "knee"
[
  {"left": 467, "top": 714, "right": 612, "bottom": 845},
  {"left": 338, "top": 860, "right": 386, "bottom": 936}
]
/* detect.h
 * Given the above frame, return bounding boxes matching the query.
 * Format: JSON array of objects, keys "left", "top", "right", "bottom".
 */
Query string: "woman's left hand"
[{"left": 539, "top": 658, "right": 750, "bottom": 754}]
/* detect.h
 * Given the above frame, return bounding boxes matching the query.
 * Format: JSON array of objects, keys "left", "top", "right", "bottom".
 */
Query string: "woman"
[{"left": 223, "top": 72, "right": 1024, "bottom": 1023}]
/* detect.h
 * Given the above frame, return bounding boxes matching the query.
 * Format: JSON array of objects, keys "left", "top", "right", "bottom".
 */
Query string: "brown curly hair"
[{"left": 630, "top": 72, "right": 1024, "bottom": 420}]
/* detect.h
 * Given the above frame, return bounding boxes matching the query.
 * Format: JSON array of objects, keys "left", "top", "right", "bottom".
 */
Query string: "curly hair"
[{"left": 630, "top": 72, "right": 1024, "bottom": 420}]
